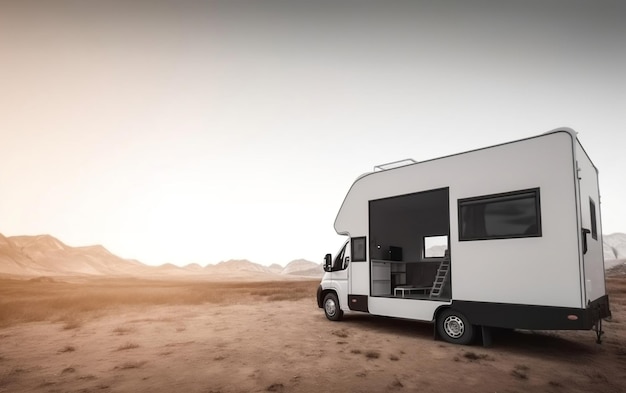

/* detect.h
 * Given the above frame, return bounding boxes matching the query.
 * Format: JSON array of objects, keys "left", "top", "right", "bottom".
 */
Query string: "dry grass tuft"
[
  {"left": 0, "top": 278, "right": 319, "bottom": 328},
  {"left": 463, "top": 351, "right": 481, "bottom": 360},
  {"left": 266, "top": 383, "right": 284, "bottom": 392},
  {"left": 515, "top": 365, "right": 529, "bottom": 371},
  {"left": 511, "top": 365, "right": 529, "bottom": 380},
  {"left": 115, "top": 361, "right": 146, "bottom": 370},
  {"left": 37, "top": 380, "right": 56, "bottom": 388},
  {"left": 331, "top": 329, "right": 349, "bottom": 338},
  {"left": 112, "top": 326, "right": 135, "bottom": 335},
  {"left": 58, "top": 345, "right": 76, "bottom": 353},
  {"left": 584, "top": 370, "right": 608, "bottom": 382},
  {"left": 607, "top": 277, "right": 626, "bottom": 297},
  {"left": 62, "top": 320, "right": 82, "bottom": 330},
  {"left": 249, "top": 282, "right": 316, "bottom": 302},
  {"left": 390, "top": 377, "right": 404, "bottom": 388},
  {"left": 463, "top": 351, "right": 493, "bottom": 361},
  {"left": 28, "top": 276, "right": 57, "bottom": 283},
  {"left": 0, "top": 368, "right": 12, "bottom": 388},
  {"left": 116, "top": 342, "right": 139, "bottom": 351}
]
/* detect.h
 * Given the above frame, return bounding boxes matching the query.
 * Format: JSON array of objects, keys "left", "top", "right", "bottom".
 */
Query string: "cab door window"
[{"left": 332, "top": 242, "right": 347, "bottom": 271}]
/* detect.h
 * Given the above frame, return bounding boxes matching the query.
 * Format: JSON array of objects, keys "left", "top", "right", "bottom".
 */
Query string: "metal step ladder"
[{"left": 430, "top": 256, "right": 450, "bottom": 298}]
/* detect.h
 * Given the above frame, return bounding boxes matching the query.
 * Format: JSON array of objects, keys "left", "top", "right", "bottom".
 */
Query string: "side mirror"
[{"left": 324, "top": 253, "right": 332, "bottom": 272}]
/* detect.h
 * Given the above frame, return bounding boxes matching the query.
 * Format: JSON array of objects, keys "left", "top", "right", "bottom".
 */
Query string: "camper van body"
[{"left": 317, "top": 128, "right": 611, "bottom": 344}]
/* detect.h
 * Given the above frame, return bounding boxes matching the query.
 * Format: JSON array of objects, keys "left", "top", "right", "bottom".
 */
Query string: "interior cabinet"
[
  {"left": 371, "top": 260, "right": 391, "bottom": 296},
  {"left": 391, "top": 262, "right": 406, "bottom": 287}
]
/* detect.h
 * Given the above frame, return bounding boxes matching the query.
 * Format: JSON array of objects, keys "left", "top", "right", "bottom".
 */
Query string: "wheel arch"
[
  {"left": 434, "top": 304, "right": 477, "bottom": 325},
  {"left": 433, "top": 305, "right": 452, "bottom": 322},
  {"left": 317, "top": 287, "right": 340, "bottom": 309}
]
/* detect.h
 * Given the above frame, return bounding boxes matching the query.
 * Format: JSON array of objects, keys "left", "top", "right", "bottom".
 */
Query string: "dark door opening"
[{"left": 369, "top": 187, "right": 451, "bottom": 300}]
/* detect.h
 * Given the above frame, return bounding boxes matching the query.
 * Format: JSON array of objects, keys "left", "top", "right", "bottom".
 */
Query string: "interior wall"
[
  {"left": 369, "top": 188, "right": 449, "bottom": 262},
  {"left": 406, "top": 263, "right": 439, "bottom": 286}
]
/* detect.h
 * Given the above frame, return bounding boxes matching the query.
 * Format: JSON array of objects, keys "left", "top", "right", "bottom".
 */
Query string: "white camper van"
[{"left": 317, "top": 128, "right": 611, "bottom": 345}]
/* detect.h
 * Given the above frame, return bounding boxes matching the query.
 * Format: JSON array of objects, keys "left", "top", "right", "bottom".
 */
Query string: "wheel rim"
[
  {"left": 325, "top": 298, "right": 337, "bottom": 317},
  {"left": 443, "top": 315, "right": 465, "bottom": 339}
]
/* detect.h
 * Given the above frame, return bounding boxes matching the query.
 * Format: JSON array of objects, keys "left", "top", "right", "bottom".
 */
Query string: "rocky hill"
[
  {"left": 207, "top": 259, "right": 273, "bottom": 274},
  {"left": 281, "top": 259, "right": 324, "bottom": 277},
  {"left": 0, "top": 233, "right": 321, "bottom": 279},
  {"left": 0, "top": 234, "right": 146, "bottom": 276},
  {"left": 604, "top": 233, "right": 626, "bottom": 260}
]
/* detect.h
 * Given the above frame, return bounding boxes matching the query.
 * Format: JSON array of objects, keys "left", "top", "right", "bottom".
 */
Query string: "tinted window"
[
  {"left": 590, "top": 199, "right": 598, "bottom": 240},
  {"left": 351, "top": 237, "right": 367, "bottom": 262},
  {"left": 459, "top": 188, "right": 541, "bottom": 241}
]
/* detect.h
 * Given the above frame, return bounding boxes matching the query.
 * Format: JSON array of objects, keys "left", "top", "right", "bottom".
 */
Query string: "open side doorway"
[{"left": 369, "top": 187, "right": 451, "bottom": 301}]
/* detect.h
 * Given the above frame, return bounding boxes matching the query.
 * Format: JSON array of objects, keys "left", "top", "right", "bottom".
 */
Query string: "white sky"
[{"left": 1, "top": 1, "right": 625, "bottom": 266}]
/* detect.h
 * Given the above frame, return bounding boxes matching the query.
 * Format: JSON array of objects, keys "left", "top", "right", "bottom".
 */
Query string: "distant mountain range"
[
  {"left": 1, "top": 232, "right": 624, "bottom": 279},
  {"left": 604, "top": 233, "right": 626, "bottom": 260},
  {"left": 0, "top": 233, "right": 323, "bottom": 279}
]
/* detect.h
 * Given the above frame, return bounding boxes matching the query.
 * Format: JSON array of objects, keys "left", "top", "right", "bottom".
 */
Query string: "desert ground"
[{"left": 1, "top": 275, "right": 625, "bottom": 393}]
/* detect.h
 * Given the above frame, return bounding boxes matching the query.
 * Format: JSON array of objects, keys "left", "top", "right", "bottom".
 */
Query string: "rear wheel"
[
  {"left": 323, "top": 293, "right": 343, "bottom": 321},
  {"left": 437, "top": 309, "right": 474, "bottom": 345}
]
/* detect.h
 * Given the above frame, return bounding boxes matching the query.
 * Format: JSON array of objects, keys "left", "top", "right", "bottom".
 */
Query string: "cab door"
[
  {"left": 330, "top": 240, "right": 350, "bottom": 311},
  {"left": 347, "top": 236, "right": 369, "bottom": 296}
]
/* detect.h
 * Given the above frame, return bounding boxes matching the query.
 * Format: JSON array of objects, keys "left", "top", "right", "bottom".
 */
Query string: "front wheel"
[
  {"left": 323, "top": 293, "right": 343, "bottom": 321},
  {"left": 437, "top": 309, "right": 475, "bottom": 345}
]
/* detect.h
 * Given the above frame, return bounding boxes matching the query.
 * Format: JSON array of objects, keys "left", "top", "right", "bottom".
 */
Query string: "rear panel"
[{"left": 576, "top": 140, "right": 607, "bottom": 304}]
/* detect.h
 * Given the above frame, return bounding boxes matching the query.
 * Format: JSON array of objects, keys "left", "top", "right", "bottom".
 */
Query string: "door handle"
[{"left": 582, "top": 228, "right": 591, "bottom": 255}]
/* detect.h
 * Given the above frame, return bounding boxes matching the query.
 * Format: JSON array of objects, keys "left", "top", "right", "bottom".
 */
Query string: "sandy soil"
[{"left": 1, "top": 279, "right": 625, "bottom": 393}]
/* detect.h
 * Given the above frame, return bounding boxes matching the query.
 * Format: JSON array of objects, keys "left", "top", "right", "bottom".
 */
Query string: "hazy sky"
[{"left": 1, "top": 1, "right": 625, "bottom": 266}]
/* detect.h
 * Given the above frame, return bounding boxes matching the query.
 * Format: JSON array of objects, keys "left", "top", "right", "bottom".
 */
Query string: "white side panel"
[
  {"left": 333, "top": 269, "right": 349, "bottom": 312},
  {"left": 576, "top": 141, "right": 606, "bottom": 303},
  {"left": 335, "top": 130, "right": 583, "bottom": 308},
  {"left": 368, "top": 297, "right": 448, "bottom": 321},
  {"left": 451, "top": 132, "right": 581, "bottom": 308},
  {"left": 349, "top": 261, "right": 369, "bottom": 295}
]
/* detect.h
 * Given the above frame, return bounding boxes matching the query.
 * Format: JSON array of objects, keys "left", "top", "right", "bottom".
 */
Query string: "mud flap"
[{"left": 481, "top": 326, "right": 492, "bottom": 347}]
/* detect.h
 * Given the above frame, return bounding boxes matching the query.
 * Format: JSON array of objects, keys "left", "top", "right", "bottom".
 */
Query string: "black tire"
[
  {"left": 437, "top": 309, "right": 475, "bottom": 345},
  {"left": 323, "top": 293, "right": 343, "bottom": 321}
]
